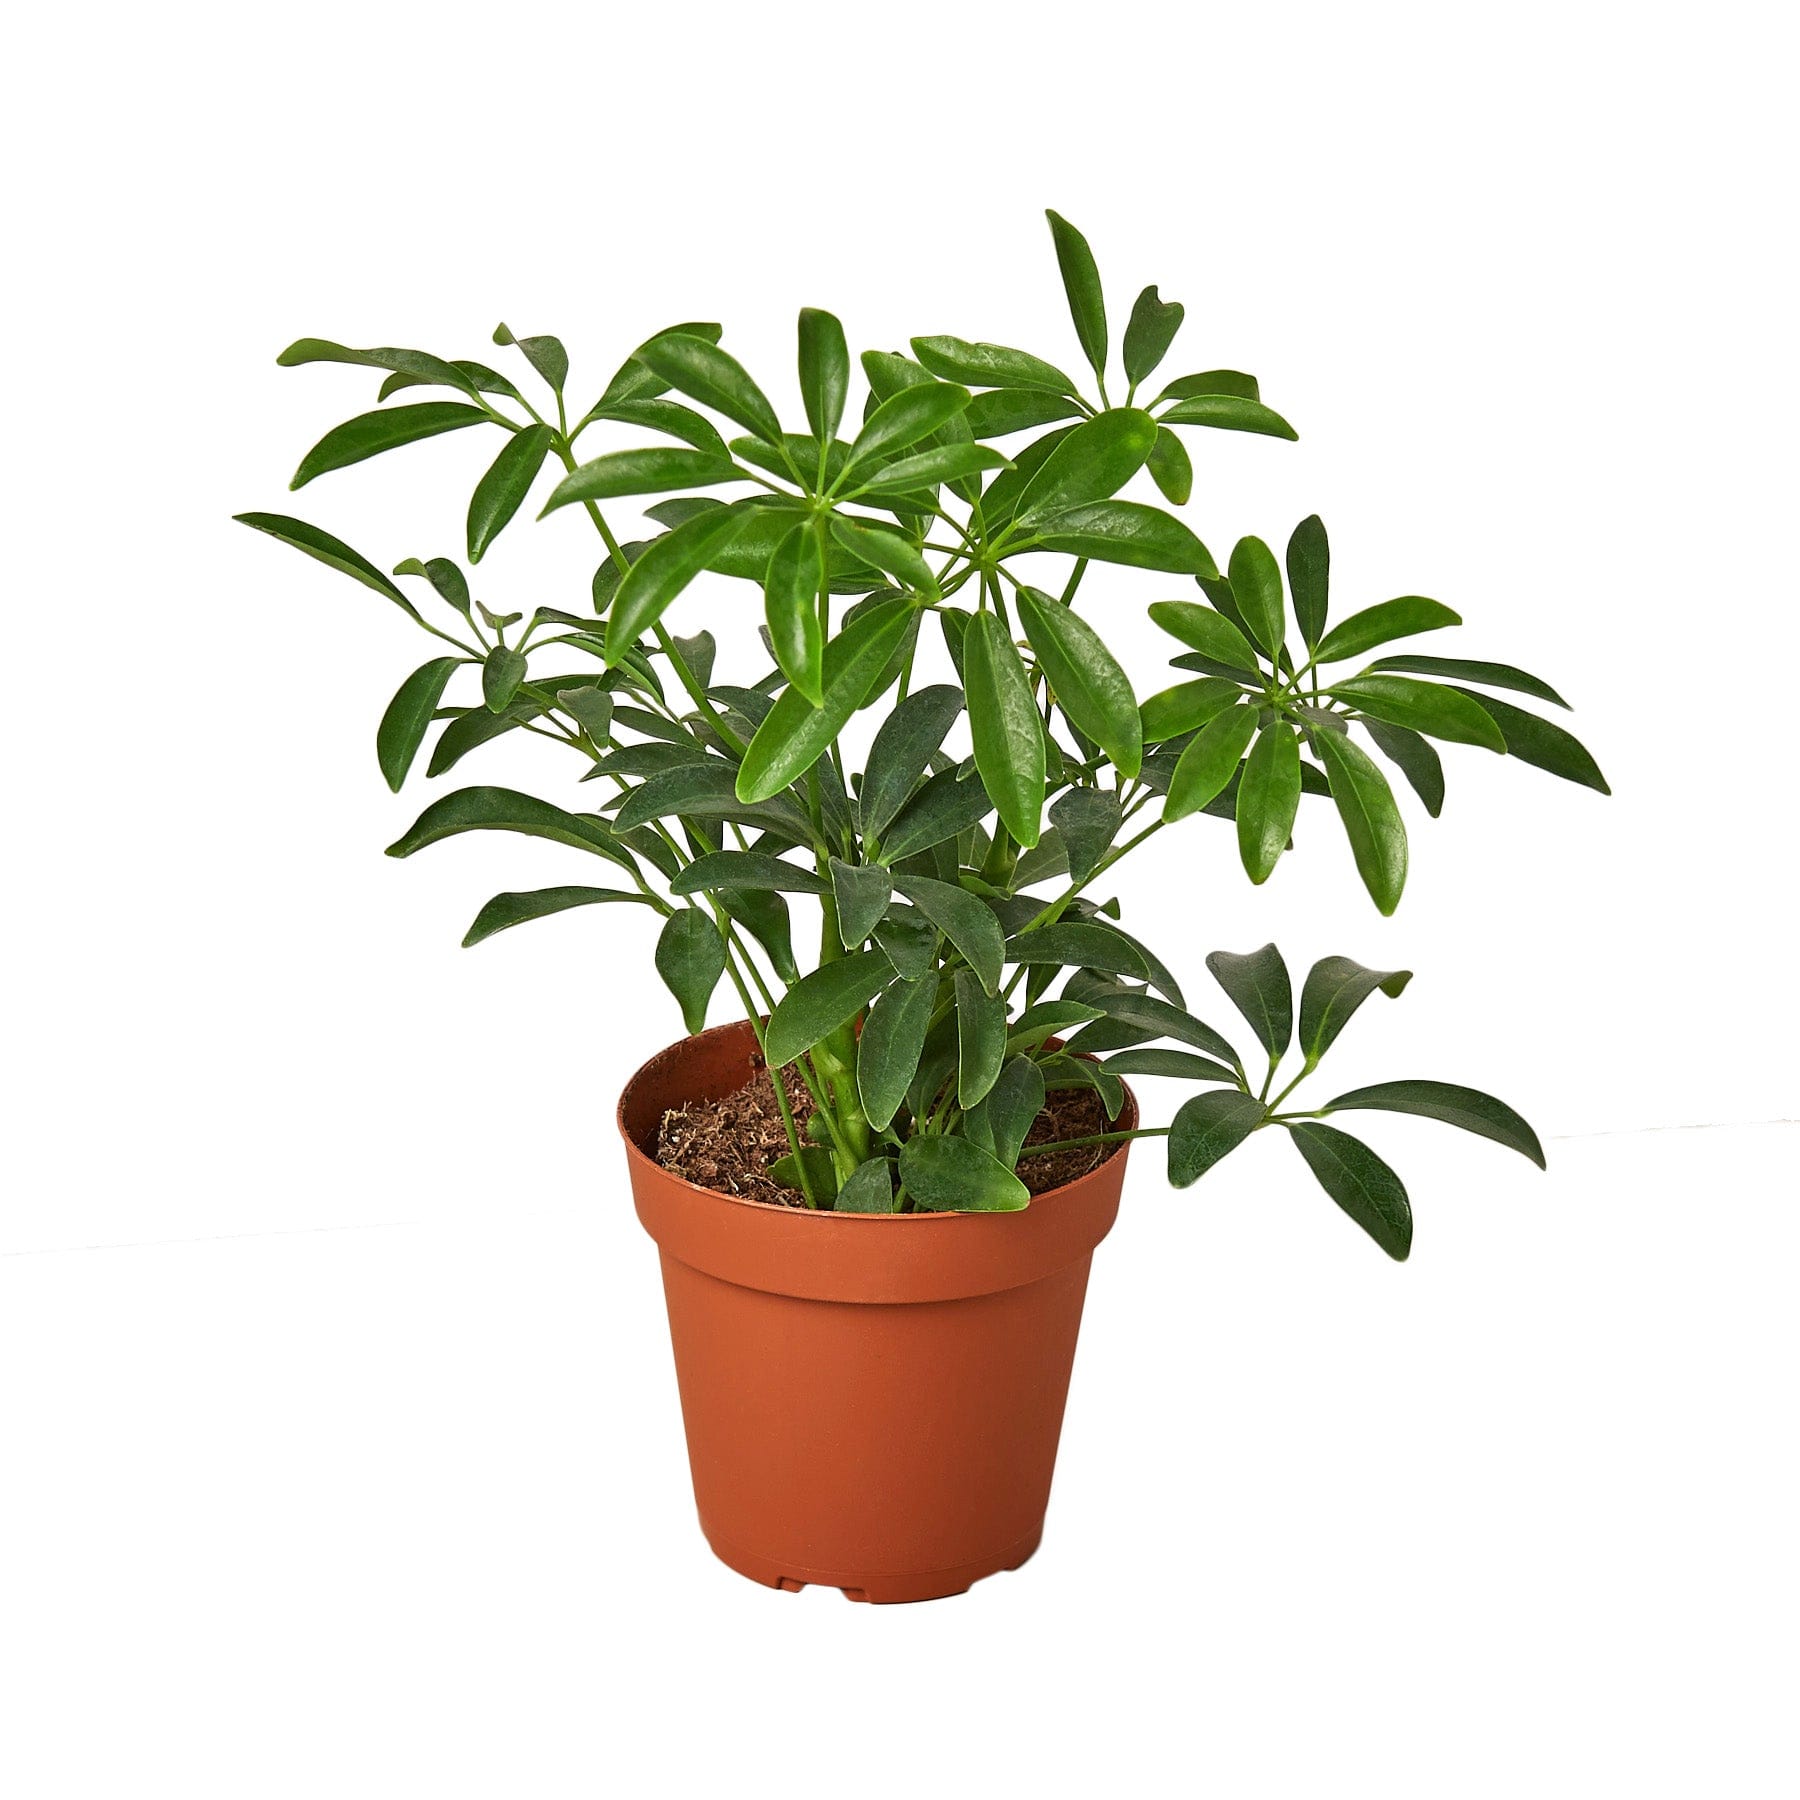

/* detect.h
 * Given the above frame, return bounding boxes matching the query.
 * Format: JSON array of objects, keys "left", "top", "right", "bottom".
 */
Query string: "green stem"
[{"left": 1016, "top": 1127, "right": 1170, "bottom": 1157}]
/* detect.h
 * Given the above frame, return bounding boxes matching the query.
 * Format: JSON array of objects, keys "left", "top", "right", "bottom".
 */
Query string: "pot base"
[{"left": 702, "top": 1521, "right": 1043, "bottom": 1604}]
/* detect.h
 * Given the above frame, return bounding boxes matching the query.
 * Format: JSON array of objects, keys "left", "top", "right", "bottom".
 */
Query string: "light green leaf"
[
  {"left": 1147, "top": 427, "right": 1193, "bottom": 506},
  {"left": 1014, "top": 409, "right": 1156, "bottom": 520},
  {"left": 1139, "top": 677, "right": 1244, "bottom": 743},
  {"left": 1034, "top": 501, "right": 1217, "bottom": 576},
  {"left": 1329, "top": 674, "right": 1507, "bottom": 751},
  {"left": 763, "top": 523, "right": 824, "bottom": 705},
  {"left": 839, "top": 381, "right": 972, "bottom": 485},
  {"left": 1367, "top": 655, "right": 1571, "bottom": 710},
  {"left": 797, "top": 307, "right": 849, "bottom": 443},
  {"left": 1314, "top": 731, "right": 1409, "bottom": 914},
  {"left": 1016, "top": 586, "right": 1141, "bottom": 778},
  {"left": 1045, "top": 209, "right": 1108, "bottom": 386},
  {"left": 1228, "top": 536, "right": 1286, "bottom": 657},
  {"left": 909, "top": 335, "right": 1080, "bottom": 396},
  {"left": 1147, "top": 600, "right": 1260, "bottom": 673},
  {"left": 1312, "top": 597, "right": 1462, "bottom": 665},
  {"left": 828, "top": 516, "right": 939, "bottom": 598},
  {"left": 1236, "top": 722, "right": 1301, "bottom": 883},
  {"left": 634, "top": 333, "right": 785, "bottom": 446},
  {"left": 1165, "top": 702, "right": 1259, "bottom": 821},
  {"left": 1159, "top": 395, "right": 1297, "bottom": 439},
  {"left": 1123, "top": 285, "right": 1184, "bottom": 388}
]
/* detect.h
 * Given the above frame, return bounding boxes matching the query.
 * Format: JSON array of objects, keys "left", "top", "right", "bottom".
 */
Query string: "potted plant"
[{"left": 238, "top": 211, "right": 1607, "bottom": 1602}]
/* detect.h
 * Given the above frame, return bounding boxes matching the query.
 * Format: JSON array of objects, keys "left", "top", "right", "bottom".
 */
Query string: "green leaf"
[
  {"left": 828, "top": 516, "right": 939, "bottom": 598},
  {"left": 1049, "top": 787, "right": 1121, "bottom": 883},
  {"left": 831, "top": 859, "right": 894, "bottom": 947},
  {"left": 1003, "top": 922, "right": 1149, "bottom": 979},
  {"left": 1168, "top": 1090, "right": 1267, "bottom": 1185},
  {"left": 427, "top": 703, "right": 535, "bottom": 776},
  {"left": 235, "top": 512, "right": 419, "bottom": 615},
  {"left": 965, "top": 611, "right": 1045, "bottom": 848},
  {"left": 491, "top": 323, "right": 568, "bottom": 392},
  {"left": 1236, "top": 722, "right": 1302, "bottom": 883},
  {"left": 1286, "top": 514, "right": 1330, "bottom": 650},
  {"left": 835, "top": 1158, "right": 896, "bottom": 1214},
  {"left": 1159, "top": 395, "right": 1298, "bottom": 439},
  {"left": 1330, "top": 675, "right": 1507, "bottom": 751},
  {"left": 1014, "top": 409, "right": 1156, "bottom": 520},
  {"left": 1147, "top": 428, "right": 1192, "bottom": 506},
  {"left": 1139, "top": 677, "right": 1244, "bottom": 744},
  {"left": 1165, "top": 702, "right": 1259, "bottom": 821},
  {"left": 385, "top": 785, "right": 633, "bottom": 873},
  {"left": 1123, "top": 285, "right": 1184, "bottom": 388},
  {"left": 1103, "top": 1048, "right": 1239, "bottom": 1083},
  {"left": 1324, "top": 1079, "right": 1545, "bottom": 1167},
  {"left": 851, "top": 444, "right": 1012, "bottom": 500},
  {"left": 720, "top": 886, "right": 799, "bottom": 985},
  {"left": 769, "top": 1148, "right": 838, "bottom": 1206},
  {"left": 737, "top": 598, "right": 915, "bottom": 803},
  {"left": 1205, "top": 944, "right": 1292, "bottom": 1061},
  {"left": 963, "top": 1055, "right": 1046, "bottom": 1169},
  {"left": 670, "top": 851, "right": 829, "bottom": 896},
  {"left": 955, "top": 969, "right": 1008, "bottom": 1108},
  {"left": 797, "top": 307, "right": 849, "bottom": 443},
  {"left": 462, "top": 423, "right": 554, "bottom": 563},
  {"left": 877, "top": 766, "right": 995, "bottom": 862},
  {"left": 909, "top": 335, "right": 1080, "bottom": 396},
  {"left": 1312, "top": 597, "right": 1461, "bottom": 665},
  {"left": 859, "top": 684, "right": 964, "bottom": 844},
  {"left": 1287, "top": 1123, "right": 1412, "bottom": 1260},
  {"left": 584, "top": 397, "right": 730, "bottom": 458},
  {"left": 1228, "top": 536, "right": 1286, "bottom": 657},
  {"left": 393, "top": 555, "right": 473, "bottom": 616},
  {"left": 462, "top": 885, "right": 644, "bottom": 947},
  {"left": 377, "top": 658, "right": 460, "bottom": 792},
  {"left": 763, "top": 524, "right": 824, "bottom": 706},
  {"left": 874, "top": 907, "right": 937, "bottom": 978},
  {"left": 634, "top": 333, "right": 784, "bottom": 446},
  {"left": 542, "top": 448, "right": 742, "bottom": 515},
  {"left": 615, "top": 761, "right": 808, "bottom": 836},
  {"left": 289, "top": 402, "right": 489, "bottom": 490},
  {"left": 604, "top": 503, "right": 757, "bottom": 663},
  {"left": 1155, "top": 369, "right": 1261, "bottom": 403},
  {"left": 1074, "top": 984, "right": 1240, "bottom": 1067},
  {"left": 1313, "top": 730, "right": 1409, "bottom": 914},
  {"left": 482, "top": 646, "right": 528, "bottom": 713},
  {"left": 840, "top": 382, "right": 972, "bottom": 485},
  {"left": 965, "top": 390, "right": 1084, "bottom": 436},
  {"left": 1045, "top": 210, "right": 1108, "bottom": 386},
  {"left": 1034, "top": 501, "right": 1217, "bottom": 576},
  {"left": 1361, "top": 720, "right": 1445, "bottom": 817},
  {"left": 276, "top": 338, "right": 480, "bottom": 397},
  {"left": 1368, "top": 655, "right": 1571, "bottom": 710},
  {"left": 1016, "top": 586, "right": 1142, "bottom": 778},
  {"left": 1298, "top": 955, "right": 1413, "bottom": 1064},
  {"left": 1447, "top": 690, "right": 1610, "bottom": 793},
  {"left": 858, "top": 974, "right": 938, "bottom": 1129},
  {"left": 592, "top": 322, "right": 724, "bottom": 411},
  {"left": 901, "top": 1134, "right": 1029, "bottom": 1213},
  {"left": 1147, "top": 600, "right": 1260, "bottom": 673},
  {"left": 764, "top": 949, "right": 893, "bottom": 1067},
  {"left": 891, "top": 873, "right": 1005, "bottom": 993},
  {"left": 655, "top": 910, "right": 726, "bottom": 1035}
]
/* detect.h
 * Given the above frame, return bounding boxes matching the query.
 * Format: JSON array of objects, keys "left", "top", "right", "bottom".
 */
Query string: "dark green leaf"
[
  {"left": 1299, "top": 955, "right": 1413, "bottom": 1064},
  {"left": 965, "top": 611, "right": 1045, "bottom": 847},
  {"left": 1368, "top": 655, "right": 1571, "bottom": 710},
  {"left": 858, "top": 974, "right": 938, "bottom": 1129},
  {"left": 738, "top": 598, "right": 915, "bottom": 802},
  {"left": 1324, "top": 1079, "right": 1545, "bottom": 1167},
  {"left": 615, "top": 761, "right": 809, "bottom": 836},
  {"left": 1155, "top": 370, "right": 1261, "bottom": 403},
  {"left": 1123, "top": 285, "right": 1184, "bottom": 388},
  {"left": 463, "top": 885, "right": 644, "bottom": 947},
  {"left": 797, "top": 307, "right": 849, "bottom": 443},
  {"left": 877, "top": 765, "right": 994, "bottom": 862},
  {"left": 377, "top": 658, "right": 460, "bottom": 792},
  {"left": 465, "top": 423, "right": 554, "bottom": 562},
  {"left": 234, "top": 512, "right": 419, "bottom": 616},
  {"left": 860, "top": 684, "right": 964, "bottom": 844},
  {"left": 290, "top": 402, "right": 488, "bottom": 490},
  {"left": 1034, "top": 501, "right": 1217, "bottom": 576},
  {"left": 1286, "top": 514, "right": 1330, "bottom": 650},
  {"left": 1016, "top": 586, "right": 1141, "bottom": 778},
  {"left": 1288, "top": 1123, "right": 1412, "bottom": 1260},
  {"left": 1205, "top": 943, "right": 1292, "bottom": 1060},
  {"left": 1330, "top": 675, "right": 1507, "bottom": 751},
  {"left": 901, "top": 1134, "right": 1029, "bottom": 1212},
  {"left": 1139, "top": 677, "right": 1244, "bottom": 743},
  {"left": 482, "top": 646, "right": 528, "bottom": 713},
  {"left": 1228, "top": 537, "right": 1285, "bottom": 658},
  {"left": 769, "top": 1148, "right": 838, "bottom": 1206},
  {"left": 584, "top": 397, "right": 730, "bottom": 458},
  {"left": 1314, "top": 730, "right": 1409, "bottom": 914},
  {"left": 1014, "top": 409, "right": 1156, "bottom": 520},
  {"left": 1045, "top": 210, "right": 1108, "bottom": 386},
  {"left": 951, "top": 970, "right": 1006, "bottom": 1108},
  {"left": 1237, "top": 722, "right": 1301, "bottom": 883},
  {"left": 963, "top": 1055, "right": 1046, "bottom": 1169},
  {"left": 831, "top": 859, "right": 894, "bottom": 947},
  {"left": 1165, "top": 702, "right": 1259, "bottom": 821},
  {"left": 1447, "top": 690, "right": 1610, "bottom": 793},
  {"left": 1003, "top": 922, "right": 1149, "bottom": 978},
  {"left": 604, "top": 503, "right": 757, "bottom": 663},
  {"left": 385, "top": 785, "right": 633, "bottom": 873},
  {"left": 1103, "top": 1048, "right": 1239, "bottom": 1083},
  {"left": 1361, "top": 720, "right": 1445, "bottom": 816},
  {"left": 840, "top": 382, "right": 972, "bottom": 484},
  {"left": 542, "top": 448, "right": 742, "bottom": 515},
  {"left": 835, "top": 1157, "right": 896, "bottom": 1214},
  {"left": 1074, "top": 984, "right": 1240, "bottom": 1067},
  {"left": 1147, "top": 427, "right": 1192, "bottom": 505},
  {"left": 1168, "top": 1090, "right": 1267, "bottom": 1185},
  {"left": 670, "top": 851, "right": 829, "bottom": 896},
  {"left": 763, "top": 523, "right": 824, "bottom": 705},
  {"left": 892, "top": 872, "right": 1006, "bottom": 993},
  {"left": 965, "top": 389, "right": 1084, "bottom": 436},
  {"left": 634, "top": 333, "right": 784, "bottom": 446},
  {"left": 873, "top": 905, "right": 938, "bottom": 978},
  {"left": 909, "top": 335, "right": 1080, "bottom": 396},
  {"left": 1049, "top": 787, "right": 1121, "bottom": 883},
  {"left": 1159, "top": 395, "right": 1297, "bottom": 439},
  {"left": 393, "top": 555, "right": 473, "bottom": 616},
  {"left": 851, "top": 443, "right": 1011, "bottom": 499},
  {"left": 491, "top": 323, "right": 567, "bottom": 392},
  {"left": 1312, "top": 597, "right": 1461, "bottom": 665},
  {"left": 427, "top": 703, "right": 535, "bottom": 776},
  {"left": 1147, "top": 600, "right": 1261, "bottom": 673},
  {"left": 828, "top": 516, "right": 939, "bottom": 598},
  {"left": 276, "top": 338, "right": 479, "bottom": 396},
  {"left": 593, "top": 322, "right": 724, "bottom": 411},
  {"left": 720, "top": 886, "right": 799, "bottom": 985},
  {"left": 655, "top": 910, "right": 726, "bottom": 1035},
  {"left": 764, "top": 949, "right": 894, "bottom": 1067}
]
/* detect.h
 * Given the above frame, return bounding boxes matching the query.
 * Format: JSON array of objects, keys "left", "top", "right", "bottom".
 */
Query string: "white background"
[{"left": 3, "top": 3, "right": 1794, "bottom": 1795}]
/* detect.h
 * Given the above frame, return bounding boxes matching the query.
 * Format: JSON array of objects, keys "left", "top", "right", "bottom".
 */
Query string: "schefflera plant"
[{"left": 237, "top": 212, "right": 1607, "bottom": 1257}]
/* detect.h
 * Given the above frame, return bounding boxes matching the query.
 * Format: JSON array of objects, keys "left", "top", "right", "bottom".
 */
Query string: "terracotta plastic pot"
[{"left": 619, "top": 1019, "right": 1135, "bottom": 1603}]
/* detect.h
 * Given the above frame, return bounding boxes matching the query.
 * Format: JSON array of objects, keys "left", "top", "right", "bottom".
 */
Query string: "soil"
[{"left": 653, "top": 1059, "right": 1120, "bottom": 1206}]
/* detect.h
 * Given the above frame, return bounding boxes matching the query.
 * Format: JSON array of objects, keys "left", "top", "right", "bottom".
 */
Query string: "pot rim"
[{"left": 616, "top": 1017, "right": 1137, "bottom": 1224}]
